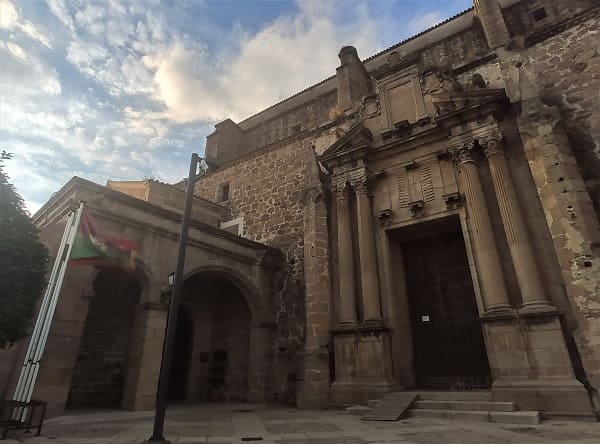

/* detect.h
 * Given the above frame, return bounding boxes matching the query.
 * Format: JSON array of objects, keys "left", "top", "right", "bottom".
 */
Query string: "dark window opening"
[
  {"left": 532, "top": 7, "right": 547, "bottom": 21},
  {"left": 291, "top": 124, "right": 301, "bottom": 135},
  {"left": 219, "top": 183, "right": 230, "bottom": 202}
]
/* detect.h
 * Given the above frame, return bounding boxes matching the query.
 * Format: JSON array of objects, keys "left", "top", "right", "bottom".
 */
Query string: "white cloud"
[
  {"left": 19, "top": 21, "right": 52, "bottom": 48},
  {"left": 46, "top": 0, "right": 74, "bottom": 32},
  {"left": 407, "top": 11, "right": 444, "bottom": 35},
  {"left": 1, "top": 0, "right": 52, "bottom": 48},
  {"left": 0, "top": 41, "right": 61, "bottom": 96},
  {"left": 3, "top": 0, "right": 467, "bottom": 214},
  {"left": 151, "top": 1, "right": 388, "bottom": 122},
  {"left": 0, "top": 0, "right": 18, "bottom": 29}
]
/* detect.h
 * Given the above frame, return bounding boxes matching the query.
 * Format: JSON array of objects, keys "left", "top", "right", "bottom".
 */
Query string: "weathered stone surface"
[{"left": 2, "top": 0, "right": 600, "bottom": 422}]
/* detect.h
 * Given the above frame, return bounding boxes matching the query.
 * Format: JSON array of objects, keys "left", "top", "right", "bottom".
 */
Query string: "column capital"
[
  {"left": 332, "top": 179, "right": 351, "bottom": 200},
  {"left": 479, "top": 133, "right": 505, "bottom": 158},
  {"left": 450, "top": 141, "right": 478, "bottom": 165},
  {"left": 351, "top": 178, "right": 369, "bottom": 194}
]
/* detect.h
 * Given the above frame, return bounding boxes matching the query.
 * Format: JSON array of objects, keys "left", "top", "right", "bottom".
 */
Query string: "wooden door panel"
[{"left": 403, "top": 231, "right": 490, "bottom": 390}]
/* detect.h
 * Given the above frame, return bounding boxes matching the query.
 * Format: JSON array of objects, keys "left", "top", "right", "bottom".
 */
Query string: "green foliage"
[{"left": 0, "top": 165, "right": 48, "bottom": 349}]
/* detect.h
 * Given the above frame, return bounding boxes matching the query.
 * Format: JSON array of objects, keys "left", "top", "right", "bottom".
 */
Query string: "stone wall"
[
  {"left": 497, "top": 7, "right": 600, "bottom": 408},
  {"left": 195, "top": 138, "right": 321, "bottom": 402},
  {"left": 516, "top": 9, "right": 600, "bottom": 218},
  {"left": 243, "top": 91, "right": 338, "bottom": 153}
]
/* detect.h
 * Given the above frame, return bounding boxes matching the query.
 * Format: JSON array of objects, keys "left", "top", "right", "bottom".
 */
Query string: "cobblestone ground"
[{"left": 4, "top": 404, "right": 600, "bottom": 444}]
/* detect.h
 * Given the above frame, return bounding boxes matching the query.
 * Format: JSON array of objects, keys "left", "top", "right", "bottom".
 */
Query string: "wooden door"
[{"left": 403, "top": 231, "right": 490, "bottom": 390}]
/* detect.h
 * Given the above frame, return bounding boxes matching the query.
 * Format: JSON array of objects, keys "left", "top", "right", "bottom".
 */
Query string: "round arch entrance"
[
  {"left": 167, "top": 272, "right": 253, "bottom": 403},
  {"left": 66, "top": 267, "right": 141, "bottom": 409}
]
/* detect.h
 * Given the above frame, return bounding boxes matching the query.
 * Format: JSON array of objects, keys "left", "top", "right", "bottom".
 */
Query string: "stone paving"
[{"left": 3, "top": 404, "right": 600, "bottom": 444}]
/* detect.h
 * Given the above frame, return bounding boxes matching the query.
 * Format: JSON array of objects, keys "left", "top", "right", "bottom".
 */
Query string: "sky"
[{"left": 0, "top": 0, "right": 472, "bottom": 214}]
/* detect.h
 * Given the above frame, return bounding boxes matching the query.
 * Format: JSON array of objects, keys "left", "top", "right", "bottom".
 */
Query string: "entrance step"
[
  {"left": 362, "top": 391, "right": 541, "bottom": 425},
  {"left": 416, "top": 391, "right": 491, "bottom": 401},
  {"left": 363, "top": 392, "right": 419, "bottom": 421},
  {"left": 412, "top": 400, "right": 516, "bottom": 412},
  {"left": 409, "top": 409, "right": 540, "bottom": 425}
]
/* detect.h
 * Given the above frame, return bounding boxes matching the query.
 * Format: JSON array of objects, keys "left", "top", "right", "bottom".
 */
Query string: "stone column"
[
  {"left": 452, "top": 142, "right": 513, "bottom": 313},
  {"left": 247, "top": 325, "right": 271, "bottom": 403},
  {"left": 121, "top": 302, "right": 168, "bottom": 410},
  {"left": 481, "top": 135, "right": 554, "bottom": 312},
  {"left": 353, "top": 177, "right": 382, "bottom": 320},
  {"left": 334, "top": 181, "right": 357, "bottom": 323}
]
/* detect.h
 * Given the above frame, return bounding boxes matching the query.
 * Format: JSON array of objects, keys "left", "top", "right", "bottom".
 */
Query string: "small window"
[
  {"left": 532, "top": 7, "right": 547, "bottom": 21},
  {"left": 218, "top": 183, "right": 230, "bottom": 202},
  {"left": 291, "top": 123, "right": 301, "bottom": 135}
]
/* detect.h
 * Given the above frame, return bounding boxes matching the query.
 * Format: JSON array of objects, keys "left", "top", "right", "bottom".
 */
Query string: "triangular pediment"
[{"left": 319, "top": 124, "right": 374, "bottom": 164}]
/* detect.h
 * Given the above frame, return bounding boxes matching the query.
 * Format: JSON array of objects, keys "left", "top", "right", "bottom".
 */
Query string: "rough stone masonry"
[{"left": 1, "top": 0, "right": 599, "bottom": 422}]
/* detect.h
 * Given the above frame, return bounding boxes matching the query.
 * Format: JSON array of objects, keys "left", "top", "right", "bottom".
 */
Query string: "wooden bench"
[{"left": 0, "top": 400, "right": 47, "bottom": 440}]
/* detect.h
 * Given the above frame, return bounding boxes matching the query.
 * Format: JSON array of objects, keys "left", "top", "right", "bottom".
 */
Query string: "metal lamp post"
[{"left": 145, "top": 153, "right": 201, "bottom": 444}]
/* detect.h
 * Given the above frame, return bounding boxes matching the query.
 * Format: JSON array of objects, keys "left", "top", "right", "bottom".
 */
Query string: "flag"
[{"left": 69, "top": 210, "right": 138, "bottom": 268}]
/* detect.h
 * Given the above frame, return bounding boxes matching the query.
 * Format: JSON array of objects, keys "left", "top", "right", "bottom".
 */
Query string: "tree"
[{"left": 0, "top": 161, "right": 48, "bottom": 349}]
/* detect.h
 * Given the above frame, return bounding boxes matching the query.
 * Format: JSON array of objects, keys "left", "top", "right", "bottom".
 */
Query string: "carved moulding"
[
  {"left": 443, "top": 192, "right": 462, "bottom": 210},
  {"left": 408, "top": 200, "right": 425, "bottom": 218},
  {"left": 331, "top": 176, "right": 352, "bottom": 200},
  {"left": 478, "top": 133, "right": 505, "bottom": 158},
  {"left": 450, "top": 140, "right": 478, "bottom": 165},
  {"left": 377, "top": 209, "right": 393, "bottom": 226}
]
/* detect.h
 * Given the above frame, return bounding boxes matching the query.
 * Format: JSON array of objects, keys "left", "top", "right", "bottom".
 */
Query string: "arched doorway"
[
  {"left": 66, "top": 267, "right": 141, "bottom": 409},
  {"left": 168, "top": 272, "right": 252, "bottom": 402}
]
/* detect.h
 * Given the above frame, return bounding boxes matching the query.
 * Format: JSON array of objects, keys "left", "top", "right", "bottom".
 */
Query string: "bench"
[{"left": 0, "top": 400, "right": 47, "bottom": 440}]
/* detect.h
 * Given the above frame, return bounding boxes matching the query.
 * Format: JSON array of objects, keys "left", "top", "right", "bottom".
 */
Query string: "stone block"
[{"left": 489, "top": 411, "right": 540, "bottom": 425}]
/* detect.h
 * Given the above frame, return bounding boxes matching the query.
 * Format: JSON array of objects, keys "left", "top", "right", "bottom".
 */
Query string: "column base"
[
  {"left": 519, "top": 301, "right": 557, "bottom": 314},
  {"left": 482, "top": 309, "right": 597, "bottom": 419},
  {"left": 296, "top": 350, "right": 330, "bottom": 409},
  {"left": 492, "top": 378, "right": 596, "bottom": 420},
  {"left": 330, "top": 380, "right": 394, "bottom": 405},
  {"left": 482, "top": 306, "right": 516, "bottom": 318},
  {"left": 330, "top": 322, "right": 394, "bottom": 405}
]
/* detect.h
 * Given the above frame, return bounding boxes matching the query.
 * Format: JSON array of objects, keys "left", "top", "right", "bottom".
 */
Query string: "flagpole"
[
  {"left": 13, "top": 202, "right": 84, "bottom": 419},
  {"left": 13, "top": 208, "right": 75, "bottom": 403},
  {"left": 146, "top": 153, "right": 200, "bottom": 444}
]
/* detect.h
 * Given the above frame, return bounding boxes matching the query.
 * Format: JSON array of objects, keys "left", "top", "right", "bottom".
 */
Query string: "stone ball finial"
[{"left": 338, "top": 46, "right": 359, "bottom": 64}]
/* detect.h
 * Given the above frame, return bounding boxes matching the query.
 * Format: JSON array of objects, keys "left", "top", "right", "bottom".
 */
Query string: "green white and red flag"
[{"left": 69, "top": 210, "right": 138, "bottom": 268}]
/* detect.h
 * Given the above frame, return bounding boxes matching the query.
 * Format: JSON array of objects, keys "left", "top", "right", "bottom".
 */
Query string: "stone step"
[
  {"left": 409, "top": 409, "right": 540, "bottom": 425},
  {"left": 489, "top": 411, "right": 541, "bottom": 425},
  {"left": 409, "top": 409, "right": 490, "bottom": 422},
  {"left": 413, "top": 400, "right": 517, "bottom": 412},
  {"left": 367, "top": 399, "right": 379, "bottom": 408},
  {"left": 345, "top": 405, "right": 372, "bottom": 416},
  {"left": 416, "top": 391, "right": 492, "bottom": 402}
]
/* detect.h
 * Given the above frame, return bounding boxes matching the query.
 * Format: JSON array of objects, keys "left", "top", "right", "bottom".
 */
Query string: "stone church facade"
[{"left": 1, "top": 0, "right": 600, "bottom": 420}]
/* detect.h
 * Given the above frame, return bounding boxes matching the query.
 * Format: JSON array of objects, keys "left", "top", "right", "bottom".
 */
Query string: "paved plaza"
[{"left": 3, "top": 404, "right": 600, "bottom": 444}]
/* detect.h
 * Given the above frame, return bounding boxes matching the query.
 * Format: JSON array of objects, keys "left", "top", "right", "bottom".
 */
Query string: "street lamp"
[
  {"left": 160, "top": 273, "right": 176, "bottom": 304},
  {"left": 145, "top": 153, "right": 201, "bottom": 444}
]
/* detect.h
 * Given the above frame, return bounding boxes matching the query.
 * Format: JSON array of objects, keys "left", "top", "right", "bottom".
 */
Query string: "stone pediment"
[
  {"left": 432, "top": 88, "right": 509, "bottom": 126},
  {"left": 319, "top": 124, "right": 374, "bottom": 168}
]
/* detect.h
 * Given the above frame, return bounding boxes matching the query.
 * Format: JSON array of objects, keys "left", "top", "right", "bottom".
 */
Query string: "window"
[
  {"left": 218, "top": 183, "right": 230, "bottom": 202},
  {"left": 291, "top": 123, "right": 302, "bottom": 135},
  {"left": 532, "top": 7, "right": 547, "bottom": 21}
]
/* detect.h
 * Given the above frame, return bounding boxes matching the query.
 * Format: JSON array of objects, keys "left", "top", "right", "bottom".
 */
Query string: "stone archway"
[
  {"left": 66, "top": 267, "right": 141, "bottom": 409},
  {"left": 169, "top": 272, "right": 254, "bottom": 402}
]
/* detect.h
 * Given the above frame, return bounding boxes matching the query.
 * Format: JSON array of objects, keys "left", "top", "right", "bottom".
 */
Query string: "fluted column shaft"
[
  {"left": 483, "top": 139, "right": 553, "bottom": 311},
  {"left": 453, "top": 144, "right": 512, "bottom": 313},
  {"left": 354, "top": 179, "right": 382, "bottom": 320},
  {"left": 335, "top": 184, "right": 357, "bottom": 323}
]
